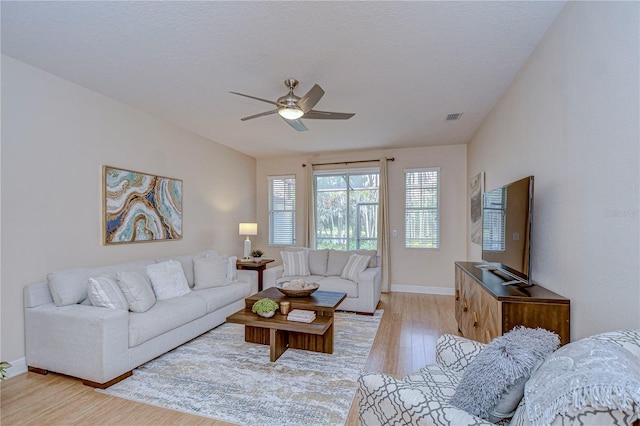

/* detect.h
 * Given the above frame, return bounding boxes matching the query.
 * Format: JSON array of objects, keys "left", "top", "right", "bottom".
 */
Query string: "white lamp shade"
[{"left": 239, "top": 223, "right": 257, "bottom": 236}]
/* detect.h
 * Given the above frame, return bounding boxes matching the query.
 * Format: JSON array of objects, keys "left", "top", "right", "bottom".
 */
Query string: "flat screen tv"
[{"left": 481, "top": 176, "right": 534, "bottom": 286}]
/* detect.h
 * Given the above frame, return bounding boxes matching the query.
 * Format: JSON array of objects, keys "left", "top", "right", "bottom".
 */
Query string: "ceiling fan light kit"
[
  {"left": 231, "top": 78, "right": 355, "bottom": 131},
  {"left": 278, "top": 106, "right": 304, "bottom": 120}
]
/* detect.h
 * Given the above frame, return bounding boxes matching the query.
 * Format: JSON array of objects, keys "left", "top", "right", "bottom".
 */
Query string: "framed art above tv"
[{"left": 103, "top": 166, "right": 183, "bottom": 244}]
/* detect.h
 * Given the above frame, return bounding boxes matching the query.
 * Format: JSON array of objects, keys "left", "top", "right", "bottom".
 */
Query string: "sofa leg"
[
  {"left": 28, "top": 366, "right": 49, "bottom": 375},
  {"left": 82, "top": 371, "right": 132, "bottom": 389}
]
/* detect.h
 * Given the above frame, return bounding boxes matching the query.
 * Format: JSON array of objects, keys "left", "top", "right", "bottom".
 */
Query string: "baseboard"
[
  {"left": 4, "top": 357, "right": 28, "bottom": 379},
  {"left": 391, "top": 284, "right": 455, "bottom": 296}
]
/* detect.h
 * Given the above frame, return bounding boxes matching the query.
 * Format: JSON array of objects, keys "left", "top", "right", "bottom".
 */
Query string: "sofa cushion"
[
  {"left": 308, "top": 249, "right": 329, "bottom": 276},
  {"left": 315, "top": 276, "right": 358, "bottom": 298},
  {"left": 87, "top": 274, "right": 128, "bottom": 310},
  {"left": 341, "top": 254, "right": 371, "bottom": 281},
  {"left": 355, "top": 250, "right": 378, "bottom": 268},
  {"left": 147, "top": 260, "right": 191, "bottom": 300},
  {"left": 524, "top": 337, "right": 640, "bottom": 426},
  {"left": 193, "top": 252, "right": 229, "bottom": 289},
  {"left": 451, "top": 326, "right": 559, "bottom": 422},
  {"left": 128, "top": 296, "right": 207, "bottom": 347},
  {"left": 48, "top": 268, "right": 92, "bottom": 306},
  {"left": 116, "top": 271, "right": 157, "bottom": 313},
  {"left": 281, "top": 250, "right": 310, "bottom": 277},
  {"left": 161, "top": 254, "right": 196, "bottom": 288},
  {"left": 187, "top": 282, "right": 251, "bottom": 313},
  {"left": 327, "top": 250, "right": 352, "bottom": 276}
]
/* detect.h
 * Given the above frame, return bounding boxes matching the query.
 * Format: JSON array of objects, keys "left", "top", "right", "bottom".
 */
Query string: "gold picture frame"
[{"left": 103, "top": 166, "right": 183, "bottom": 244}]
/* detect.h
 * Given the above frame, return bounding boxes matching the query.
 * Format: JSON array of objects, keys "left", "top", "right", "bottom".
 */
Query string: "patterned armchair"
[{"left": 358, "top": 331, "right": 640, "bottom": 426}]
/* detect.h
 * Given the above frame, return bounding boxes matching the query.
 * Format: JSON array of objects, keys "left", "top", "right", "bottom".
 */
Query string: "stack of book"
[{"left": 287, "top": 309, "right": 316, "bottom": 323}]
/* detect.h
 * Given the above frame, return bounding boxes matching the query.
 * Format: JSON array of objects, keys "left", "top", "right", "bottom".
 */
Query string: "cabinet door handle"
[
  {"left": 463, "top": 300, "right": 468, "bottom": 312},
  {"left": 455, "top": 289, "right": 460, "bottom": 301},
  {"left": 473, "top": 312, "right": 479, "bottom": 326}
]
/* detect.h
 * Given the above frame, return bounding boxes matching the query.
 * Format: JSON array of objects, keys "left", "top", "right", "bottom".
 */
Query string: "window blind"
[
  {"left": 268, "top": 175, "right": 295, "bottom": 246},
  {"left": 405, "top": 168, "right": 440, "bottom": 249}
]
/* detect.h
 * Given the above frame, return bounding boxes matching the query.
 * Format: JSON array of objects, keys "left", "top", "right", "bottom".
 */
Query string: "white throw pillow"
[
  {"left": 227, "top": 255, "right": 238, "bottom": 283},
  {"left": 87, "top": 274, "right": 129, "bottom": 310},
  {"left": 281, "top": 250, "right": 310, "bottom": 278},
  {"left": 116, "top": 271, "right": 156, "bottom": 313},
  {"left": 147, "top": 260, "right": 191, "bottom": 300},
  {"left": 194, "top": 253, "right": 229, "bottom": 289},
  {"left": 341, "top": 254, "right": 371, "bottom": 281}
]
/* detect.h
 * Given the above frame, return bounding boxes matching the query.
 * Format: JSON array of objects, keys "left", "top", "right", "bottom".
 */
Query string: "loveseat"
[
  {"left": 359, "top": 328, "right": 640, "bottom": 425},
  {"left": 24, "top": 251, "right": 257, "bottom": 388},
  {"left": 262, "top": 247, "right": 382, "bottom": 314}
]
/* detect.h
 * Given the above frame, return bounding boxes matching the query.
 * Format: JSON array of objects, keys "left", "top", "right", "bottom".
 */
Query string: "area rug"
[{"left": 98, "top": 310, "right": 382, "bottom": 425}]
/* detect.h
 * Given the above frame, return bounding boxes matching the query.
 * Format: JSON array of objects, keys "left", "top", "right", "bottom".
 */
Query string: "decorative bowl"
[
  {"left": 257, "top": 310, "right": 276, "bottom": 318},
  {"left": 276, "top": 282, "right": 319, "bottom": 297}
]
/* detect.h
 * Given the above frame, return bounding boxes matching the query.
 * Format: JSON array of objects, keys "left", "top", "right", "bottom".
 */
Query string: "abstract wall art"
[
  {"left": 470, "top": 171, "right": 484, "bottom": 245},
  {"left": 103, "top": 166, "right": 183, "bottom": 244}
]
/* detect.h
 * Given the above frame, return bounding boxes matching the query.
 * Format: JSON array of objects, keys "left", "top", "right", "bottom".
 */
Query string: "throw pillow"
[
  {"left": 193, "top": 253, "right": 229, "bottom": 289},
  {"left": 341, "top": 254, "right": 371, "bottom": 281},
  {"left": 147, "top": 260, "right": 191, "bottom": 300},
  {"left": 227, "top": 255, "right": 238, "bottom": 283},
  {"left": 87, "top": 274, "right": 128, "bottom": 310},
  {"left": 47, "top": 268, "right": 91, "bottom": 306},
  {"left": 308, "top": 249, "right": 329, "bottom": 276},
  {"left": 525, "top": 338, "right": 640, "bottom": 425},
  {"left": 450, "top": 326, "right": 560, "bottom": 422},
  {"left": 281, "top": 250, "right": 310, "bottom": 277},
  {"left": 115, "top": 271, "right": 156, "bottom": 313}
]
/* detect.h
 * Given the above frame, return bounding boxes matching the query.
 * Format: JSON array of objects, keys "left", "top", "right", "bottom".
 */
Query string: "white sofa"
[
  {"left": 263, "top": 247, "right": 382, "bottom": 314},
  {"left": 24, "top": 252, "right": 257, "bottom": 388},
  {"left": 359, "top": 329, "right": 640, "bottom": 425}
]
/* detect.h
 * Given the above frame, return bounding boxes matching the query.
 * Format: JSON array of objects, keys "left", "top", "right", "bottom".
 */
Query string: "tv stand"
[{"left": 455, "top": 261, "right": 570, "bottom": 345}]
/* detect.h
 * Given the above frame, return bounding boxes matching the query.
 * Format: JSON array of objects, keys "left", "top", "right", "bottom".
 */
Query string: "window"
[
  {"left": 268, "top": 175, "right": 295, "bottom": 246},
  {"left": 405, "top": 168, "right": 440, "bottom": 249},
  {"left": 482, "top": 187, "right": 507, "bottom": 251},
  {"left": 314, "top": 169, "right": 379, "bottom": 250}
]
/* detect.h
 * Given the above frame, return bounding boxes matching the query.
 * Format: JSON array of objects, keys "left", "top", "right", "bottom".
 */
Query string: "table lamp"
[{"left": 239, "top": 223, "right": 258, "bottom": 260}]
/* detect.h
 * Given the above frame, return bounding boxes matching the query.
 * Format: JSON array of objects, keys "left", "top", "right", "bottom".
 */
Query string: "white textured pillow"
[
  {"left": 116, "top": 271, "right": 156, "bottom": 313},
  {"left": 87, "top": 274, "right": 128, "bottom": 310},
  {"left": 227, "top": 255, "right": 238, "bottom": 283},
  {"left": 281, "top": 250, "right": 310, "bottom": 277},
  {"left": 147, "top": 260, "right": 191, "bottom": 300},
  {"left": 194, "top": 253, "right": 229, "bottom": 289},
  {"left": 341, "top": 254, "right": 371, "bottom": 281}
]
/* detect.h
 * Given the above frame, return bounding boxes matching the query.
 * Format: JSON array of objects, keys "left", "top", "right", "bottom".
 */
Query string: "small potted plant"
[
  {"left": 0, "top": 361, "right": 11, "bottom": 381},
  {"left": 251, "top": 298, "right": 279, "bottom": 318},
  {"left": 251, "top": 249, "right": 264, "bottom": 261}
]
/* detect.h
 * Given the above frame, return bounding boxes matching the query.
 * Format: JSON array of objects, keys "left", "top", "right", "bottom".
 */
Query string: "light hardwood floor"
[{"left": 1, "top": 292, "right": 459, "bottom": 425}]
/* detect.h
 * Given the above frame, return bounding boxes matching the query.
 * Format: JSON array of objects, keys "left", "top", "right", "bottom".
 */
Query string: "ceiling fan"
[{"left": 230, "top": 78, "right": 355, "bottom": 132}]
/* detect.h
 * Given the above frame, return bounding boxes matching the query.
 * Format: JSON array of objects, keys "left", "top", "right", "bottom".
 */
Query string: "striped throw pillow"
[
  {"left": 281, "top": 250, "right": 310, "bottom": 277},
  {"left": 341, "top": 254, "right": 371, "bottom": 281}
]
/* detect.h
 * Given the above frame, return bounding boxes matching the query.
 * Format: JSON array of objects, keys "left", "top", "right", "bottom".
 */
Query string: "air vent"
[{"left": 446, "top": 113, "right": 463, "bottom": 121}]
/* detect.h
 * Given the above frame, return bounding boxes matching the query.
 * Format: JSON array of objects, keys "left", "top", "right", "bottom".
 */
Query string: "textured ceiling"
[{"left": 1, "top": 1, "right": 565, "bottom": 158}]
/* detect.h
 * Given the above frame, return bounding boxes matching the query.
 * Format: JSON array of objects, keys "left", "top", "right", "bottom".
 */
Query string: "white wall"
[
  {"left": 467, "top": 2, "right": 640, "bottom": 340},
  {"left": 1, "top": 56, "right": 256, "bottom": 362},
  {"left": 256, "top": 144, "right": 467, "bottom": 292}
]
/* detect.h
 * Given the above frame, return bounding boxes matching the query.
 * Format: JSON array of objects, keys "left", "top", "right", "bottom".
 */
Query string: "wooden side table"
[{"left": 236, "top": 258, "right": 275, "bottom": 291}]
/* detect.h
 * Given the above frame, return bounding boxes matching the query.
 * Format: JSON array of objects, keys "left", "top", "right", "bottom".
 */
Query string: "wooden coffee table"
[{"left": 226, "top": 287, "right": 347, "bottom": 362}]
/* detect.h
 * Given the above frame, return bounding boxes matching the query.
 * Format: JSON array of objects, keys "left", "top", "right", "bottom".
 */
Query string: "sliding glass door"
[{"left": 314, "top": 170, "right": 379, "bottom": 250}]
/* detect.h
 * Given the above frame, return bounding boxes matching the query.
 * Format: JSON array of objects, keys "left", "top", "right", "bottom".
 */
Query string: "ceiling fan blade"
[
  {"left": 230, "top": 92, "right": 278, "bottom": 106},
  {"left": 297, "top": 84, "right": 325, "bottom": 113},
  {"left": 240, "top": 109, "right": 279, "bottom": 121},
  {"left": 304, "top": 110, "right": 355, "bottom": 120},
  {"left": 282, "top": 117, "right": 308, "bottom": 132}
]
